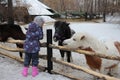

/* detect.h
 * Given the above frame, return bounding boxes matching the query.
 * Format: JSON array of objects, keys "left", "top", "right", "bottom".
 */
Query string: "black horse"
[
  {"left": 0, "top": 24, "right": 25, "bottom": 58},
  {"left": 53, "top": 21, "right": 75, "bottom": 62}
]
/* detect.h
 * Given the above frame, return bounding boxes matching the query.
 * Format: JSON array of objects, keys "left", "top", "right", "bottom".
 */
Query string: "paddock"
[{"left": 0, "top": 29, "right": 120, "bottom": 80}]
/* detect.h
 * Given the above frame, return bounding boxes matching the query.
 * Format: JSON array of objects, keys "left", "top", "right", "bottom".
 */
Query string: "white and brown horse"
[{"left": 63, "top": 32, "right": 120, "bottom": 76}]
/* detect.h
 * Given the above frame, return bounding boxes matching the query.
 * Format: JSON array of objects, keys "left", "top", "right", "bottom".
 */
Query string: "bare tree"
[{"left": 7, "top": 0, "right": 14, "bottom": 24}]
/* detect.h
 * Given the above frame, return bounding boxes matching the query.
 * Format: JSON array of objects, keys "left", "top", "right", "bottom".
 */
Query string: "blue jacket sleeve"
[{"left": 38, "top": 27, "right": 43, "bottom": 40}]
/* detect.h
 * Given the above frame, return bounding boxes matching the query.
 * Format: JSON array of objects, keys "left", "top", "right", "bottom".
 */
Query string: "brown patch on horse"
[
  {"left": 114, "top": 41, "right": 120, "bottom": 55},
  {"left": 105, "top": 63, "right": 118, "bottom": 70},
  {"left": 79, "top": 47, "right": 102, "bottom": 71},
  {"left": 103, "top": 41, "right": 120, "bottom": 72},
  {"left": 105, "top": 62, "right": 119, "bottom": 76}
]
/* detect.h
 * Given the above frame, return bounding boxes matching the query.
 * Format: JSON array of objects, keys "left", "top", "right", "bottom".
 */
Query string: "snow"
[
  {"left": 41, "top": 16, "right": 56, "bottom": 23},
  {"left": 25, "top": 0, "right": 53, "bottom": 15},
  {"left": 1, "top": 0, "right": 120, "bottom": 79},
  {"left": 70, "top": 22, "right": 120, "bottom": 42},
  {"left": 0, "top": 16, "right": 120, "bottom": 80},
  {"left": 12, "top": 0, "right": 53, "bottom": 15},
  {"left": 0, "top": 56, "right": 70, "bottom": 80}
]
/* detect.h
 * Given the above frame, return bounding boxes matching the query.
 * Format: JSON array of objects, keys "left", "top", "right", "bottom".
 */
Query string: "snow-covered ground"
[{"left": 0, "top": 17, "right": 120, "bottom": 80}]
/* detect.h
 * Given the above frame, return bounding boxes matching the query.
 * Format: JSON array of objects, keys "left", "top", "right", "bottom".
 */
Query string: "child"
[{"left": 22, "top": 16, "right": 44, "bottom": 77}]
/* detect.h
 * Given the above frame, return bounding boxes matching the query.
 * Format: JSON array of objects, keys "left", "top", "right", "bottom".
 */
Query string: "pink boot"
[
  {"left": 22, "top": 67, "right": 28, "bottom": 77},
  {"left": 32, "top": 66, "right": 39, "bottom": 77}
]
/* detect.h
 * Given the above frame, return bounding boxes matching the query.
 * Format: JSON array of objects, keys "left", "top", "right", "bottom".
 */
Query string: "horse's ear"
[
  {"left": 80, "top": 35, "right": 85, "bottom": 40},
  {"left": 64, "top": 21, "right": 70, "bottom": 26}
]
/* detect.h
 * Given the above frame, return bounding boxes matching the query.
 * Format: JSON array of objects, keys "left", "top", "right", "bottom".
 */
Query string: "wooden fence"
[{"left": 0, "top": 29, "right": 120, "bottom": 80}]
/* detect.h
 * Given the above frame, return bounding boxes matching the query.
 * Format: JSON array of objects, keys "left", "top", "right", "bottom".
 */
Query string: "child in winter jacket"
[{"left": 22, "top": 16, "right": 44, "bottom": 77}]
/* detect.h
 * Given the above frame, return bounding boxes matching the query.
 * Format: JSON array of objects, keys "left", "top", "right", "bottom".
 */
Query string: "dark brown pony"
[{"left": 0, "top": 23, "right": 25, "bottom": 58}]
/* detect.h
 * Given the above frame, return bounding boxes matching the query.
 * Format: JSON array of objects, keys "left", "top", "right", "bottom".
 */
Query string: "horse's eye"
[{"left": 73, "top": 38, "right": 76, "bottom": 41}]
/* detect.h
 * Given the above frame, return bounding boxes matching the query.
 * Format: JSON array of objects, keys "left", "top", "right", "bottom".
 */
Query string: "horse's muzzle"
[
  {"left": 53, "top": 37, "right": 58, "bottom": 42},
  {"left": 62, "top": 42, "right": 67, "bottom": 45}
]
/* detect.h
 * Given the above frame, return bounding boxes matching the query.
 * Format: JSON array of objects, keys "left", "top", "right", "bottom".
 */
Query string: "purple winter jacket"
[{"left": 24, "top": 22, "right": 43, "bottom": 53}]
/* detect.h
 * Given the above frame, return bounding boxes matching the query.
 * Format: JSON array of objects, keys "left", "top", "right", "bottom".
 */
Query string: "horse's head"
[
  {"left": 9, "top": 24, "right": 26, "bottom": 40},
  {"left": 0, "top": 24, "right": 25, "bottom": 42},
  {"left": 0, "top": 24, "right": 11, "bottom": 42},
  {"left": 53, "top": 21, "right": 70, "bottom": 42}
]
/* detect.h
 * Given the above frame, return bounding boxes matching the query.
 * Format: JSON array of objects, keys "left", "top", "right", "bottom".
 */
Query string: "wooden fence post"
[{"left": 47, "top": 29, "right": 53, "bottom": 73}]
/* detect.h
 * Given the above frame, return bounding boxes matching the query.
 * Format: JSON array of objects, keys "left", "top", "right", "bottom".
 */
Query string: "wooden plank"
[
  {"left": 51, "top": 70, "right": 83, "bottom": 80},
  {"left": 0, "top": 44, "right": 48, "bottom": 60},
  {"left": 0, "top": 42, "right": 47, "bottom": 53},
  {"left": 50, "top": 44, "right": 120, "bottom": 61},
  {"left": 52, "top": 58, "right": 120, "bottom": 80},
  {"left": 7, "top": 39, "right": 47, "bottom": 47},
  {"left": 7, "top": 39, "right": 24, "bottom": 44},
  {"left": 0, "top": 43, "right": 49, "bottom": 60},
  {"left": 4, "top": 39, "right": 120, "bottom": 61},
  {"left": 0, "top": 44, "right": 24, "bottom": 52}
]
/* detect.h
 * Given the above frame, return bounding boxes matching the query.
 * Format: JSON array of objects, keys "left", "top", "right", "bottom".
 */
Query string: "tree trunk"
[{"left": 7, "top": 0, "right": 14, "bottom": 25}]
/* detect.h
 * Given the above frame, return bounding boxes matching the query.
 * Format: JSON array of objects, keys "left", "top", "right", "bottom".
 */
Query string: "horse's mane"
[
  {"left": 54, "top": 21, "right": 70, "bottom": 28},
  {"left": 0, "top": 23, "right": 21, "bottom": 31}
]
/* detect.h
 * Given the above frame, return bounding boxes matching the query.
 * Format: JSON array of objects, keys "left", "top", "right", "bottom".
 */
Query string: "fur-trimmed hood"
[{"left": 33, "top": 16, "right": 45, "bottom": 27}]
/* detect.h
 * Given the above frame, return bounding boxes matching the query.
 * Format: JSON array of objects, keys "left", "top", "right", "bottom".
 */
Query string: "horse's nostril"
[{"left": 53, "top": 37, "right": 57, "bottom": 42}]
